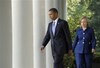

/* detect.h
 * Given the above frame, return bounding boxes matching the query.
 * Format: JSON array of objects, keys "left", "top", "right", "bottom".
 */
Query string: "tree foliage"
[
  {"left": 67, "top": 0, "right": 100, "bottom": 51},
  {"left": 67, "top": 0, "right": 93, "bottom": 40},
  {"left": 88, "top": 0, "right": 100, "bottom": 50}
]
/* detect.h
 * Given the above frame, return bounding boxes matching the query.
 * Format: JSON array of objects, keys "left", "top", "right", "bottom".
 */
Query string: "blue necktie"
[{"left": 52, "top": 22, "right": 56, "bottom": 35}]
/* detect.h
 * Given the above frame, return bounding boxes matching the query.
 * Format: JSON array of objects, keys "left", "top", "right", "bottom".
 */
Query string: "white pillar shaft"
[
  {"left": 45, "top": 0, "right": 54, "bottom": 68},
  {"left": 0, "top": 0, "right": 12, "bottom": 68},
  {"left": 33, "top": 0, "right": 46, "bottom": 68},
  {"left": 12, "top": 0, "right": 33, "bottom": 68},
  {"left": 53, "top": 0, "right": 66, "bottom": 19},
  {"left": 58, "top": 0, "right": 66, "bottom": 19}
]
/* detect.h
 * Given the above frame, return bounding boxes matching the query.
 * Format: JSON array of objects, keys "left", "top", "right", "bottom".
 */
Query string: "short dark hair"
[{"left": 49, "top": 8, "right": 58, "bottom": 13}]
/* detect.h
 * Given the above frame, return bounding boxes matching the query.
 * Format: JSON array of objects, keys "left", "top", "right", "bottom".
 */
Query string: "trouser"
[
  {"left": 75, "top": 53, "right": 93, "bottom": 68},
  {"left": 53, "top": 54, "right": 64, "bottom": 68}
]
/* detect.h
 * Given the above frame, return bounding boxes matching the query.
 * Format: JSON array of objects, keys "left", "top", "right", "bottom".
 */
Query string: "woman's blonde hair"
[{"left": 80, "top": 16, "right": 89, "bottom": 26}]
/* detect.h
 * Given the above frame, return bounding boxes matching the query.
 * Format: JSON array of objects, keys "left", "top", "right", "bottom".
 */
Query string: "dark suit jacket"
[
  {"left": 72, "top": 27, "right": 96, "bottom": 53},
  {"left": 42, "top": 18, "right": 72, "bottom": 55}
]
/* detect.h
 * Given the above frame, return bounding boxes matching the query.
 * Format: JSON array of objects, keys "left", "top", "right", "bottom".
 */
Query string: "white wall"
[{"left": 0, "top": 0, "right": 12, "bottom": 68}]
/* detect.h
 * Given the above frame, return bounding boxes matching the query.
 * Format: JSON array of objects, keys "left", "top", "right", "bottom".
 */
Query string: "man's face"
[{"left": 48, "top": 11, "right": 57, "bottom": 20}]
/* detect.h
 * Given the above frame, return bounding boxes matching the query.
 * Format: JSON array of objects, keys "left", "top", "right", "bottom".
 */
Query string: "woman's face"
[{"left": 81, "top": 18, "right": 88, "bottom": 28}]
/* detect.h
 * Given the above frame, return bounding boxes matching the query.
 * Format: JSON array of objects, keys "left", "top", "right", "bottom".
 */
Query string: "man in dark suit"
[{"left": 41, "top": 8, "right": 72, "bottom": 68}]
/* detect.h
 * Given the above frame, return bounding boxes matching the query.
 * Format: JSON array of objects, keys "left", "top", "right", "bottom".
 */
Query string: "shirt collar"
[
  {"left": 53, "top": 18, "right": 59, "bottom": 25},
  {"left": 80, "top": 27, "right": 89, "bottom": 31}
]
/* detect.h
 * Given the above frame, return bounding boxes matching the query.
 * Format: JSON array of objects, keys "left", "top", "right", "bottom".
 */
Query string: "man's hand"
[
  {"left": 68, "top": 50, "right": 73, "bottom": 56},
  {"left": 41, "top": 46, "right": 45, "bottom": 52}
]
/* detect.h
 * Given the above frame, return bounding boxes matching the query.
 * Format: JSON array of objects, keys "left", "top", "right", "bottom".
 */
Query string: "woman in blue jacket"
[{"left": 73, "top": 16, "right": 96, "bottom": 68}]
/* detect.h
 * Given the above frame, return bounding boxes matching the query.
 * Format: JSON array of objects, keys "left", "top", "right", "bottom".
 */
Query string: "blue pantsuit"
[
  {"left": 75, "top": 53, "right": 93, "bottom": 68},
  {"left": 73, "top": 27, "right": 96, "bottom": 68}
]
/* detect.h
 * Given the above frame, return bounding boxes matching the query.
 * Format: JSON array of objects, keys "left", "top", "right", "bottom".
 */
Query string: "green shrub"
[
  {"left": 63, "top": 54, "right": 76, "bottom": 68},
  {"left": 93, "top": 53, "right": 100, "bottom": 63}
]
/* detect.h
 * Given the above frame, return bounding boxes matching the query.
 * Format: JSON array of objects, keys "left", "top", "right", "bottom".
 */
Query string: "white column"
[
  {"left": 58, "top": 0, "right": 67, "bottom": 20},
  {"left": 33, "top": 0, "right": 46, "bottom": 68},
  {"left": 0, "top": 0, "right": 12, "bottom": 68},
  {"left": 12, "top": 0, "right": 33, "bottom": 68},
  {"left": 54, "top": 0, "right": 66, "bottom": 19},
  {"left": 45, "top": 0, "right": 54, "bottom": 68},
  {"left": 53, "top": 0, "right": 59, "bottom": 9}
]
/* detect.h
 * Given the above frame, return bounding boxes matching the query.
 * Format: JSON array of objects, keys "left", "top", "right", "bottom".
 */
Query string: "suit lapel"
[
  {"left": 50, "top": 18, "right": 61, "bottom": 37},
  {"left": 50, "top": 22, "right": 54, "bottom": 37}
]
